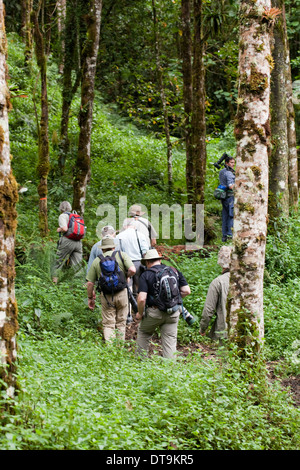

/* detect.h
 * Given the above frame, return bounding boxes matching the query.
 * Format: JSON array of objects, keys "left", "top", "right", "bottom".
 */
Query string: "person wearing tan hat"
[
  {"left": 199, "top": 245, "right": 232, "bottom": 341},
  {"left": 86, "top": 225, "right": 116, "bottom": 274},
  {"left": 135, "top": 249, "right": 191, "bottom": 358},
  {"left": 125, "top": 204, "right": 158, "bottom": 248},
  {"left": 86, "top": 237, "right": 136, "bottom": 342}
]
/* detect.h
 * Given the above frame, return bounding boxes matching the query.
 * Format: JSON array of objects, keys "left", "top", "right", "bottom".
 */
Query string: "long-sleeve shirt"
[
  {"left": 219, "top": 167, "right": 235, "bottom": 189},
  {"left": 200, "top": 272, "right": 230, "bottom": 340}
]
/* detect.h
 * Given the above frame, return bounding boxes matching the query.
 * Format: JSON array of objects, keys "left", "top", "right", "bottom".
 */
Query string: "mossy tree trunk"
[
  {"left": 57, "top": 0, "right": 66, "bottom": 74},
  {"left": 152, "top": 0, "right": 173, "bottom": 193},
  {"left": 59, "top": 0, "right": 82, "bottom": 174},
  {"left": 0, "top": 0, "right": 19, "bottom": 400},
  {"left": 72, "top": 0, "right": 102, "bottom": 215},
  {"left": 228, "top": 0, "right": 272, "bottom": 353},
  {"left": 190, "top": 0, "right": 207, "bottom": 206},
  {"left": 32, "top": 5, "right": 50, "bottom": 237},
  {"left": 269, "top": 0, "right": 289, "bottom": 226},
  {"left": 21, "top": 0, "right": 33, "bottom": 67},
  {"left": 180, "top": 0, "right": 206, "bottom": 219},
  {"left": 282, "top": 2, "right": 298, "bottom": 213},
  {"left": 181, "top": 0, "right": 193, "bottom": 205}
]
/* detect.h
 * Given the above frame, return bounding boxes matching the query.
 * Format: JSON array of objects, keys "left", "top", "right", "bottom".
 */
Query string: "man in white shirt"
[
  {"left": 125, "top": 204, "right": 158, "bottom": 248},
  {"left": 115, "top": 219, "right": 148, "bottom": 299}
]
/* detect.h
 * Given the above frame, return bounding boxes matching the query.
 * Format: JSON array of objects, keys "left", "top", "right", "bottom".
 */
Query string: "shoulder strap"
[
  {"left": 116, "top": 250, "right": 126, "bottom": 273},
  {"left": 135, "top": 216, "right": 152, "bottom": 240},
  {"left": 135, "top": 229, "right": 143, "bottom": 257}
]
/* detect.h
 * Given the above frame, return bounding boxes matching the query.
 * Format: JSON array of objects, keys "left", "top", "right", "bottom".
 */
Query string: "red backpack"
[{"left": 65, "top": 211, "right": 86, "bottom": 241}]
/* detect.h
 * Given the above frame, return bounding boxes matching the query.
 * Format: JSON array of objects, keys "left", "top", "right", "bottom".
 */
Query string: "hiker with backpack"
[
  {"left": 116, "top": 218, "right": 148, "bottom": 296},
  {"left": 135, "top": 249, "right": 191, "bottom": 359},
  {"left": 52, "top": 201, "right": 86, "bottom": 283},
  {"left": 199, "top": 245, "right": 232, "bottom": 341},
  {"left": 86, "top": 237, "right": 136, "bottom": 342},
  {"left": 125, "top": 204, "right": 158, "bottom": 248}
]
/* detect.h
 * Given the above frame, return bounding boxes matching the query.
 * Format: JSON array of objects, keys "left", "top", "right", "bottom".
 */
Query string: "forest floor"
[
  {"left": 124, "top": 244, "right": 300, "bottom": 408},
  {"left": 125, "top": 319, "right": 300, "bottom": 408}
]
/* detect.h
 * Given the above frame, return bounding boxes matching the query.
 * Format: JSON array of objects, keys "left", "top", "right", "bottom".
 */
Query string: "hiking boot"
[{"left": 222, "top": 236, "right": 227, "bottom": 242}]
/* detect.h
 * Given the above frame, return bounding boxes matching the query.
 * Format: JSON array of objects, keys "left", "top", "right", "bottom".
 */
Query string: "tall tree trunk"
[
  {"left": 0, "top": 0, "right": 19, "bottom": 399},
  {"left": 32, "top": 7, "right": 50, "bottom": 237},
  {"left": 191, "top": 0, "right": 207, "bottom": 206},
  {"left": 72, "top": 0, "right": 102, "bottom": 215},
  {"left": 269, "top": 0, "right": 289, "bottom": 226},
  {"left": 57, "top": 0, "right": 66, "bottom": 74},
  {"left": 152, "top": 0, "right": 173, "bottom": 193},
  {"left": 58, "top": 0, "right": 81, "bottom": 174},
  {"left": 228, "top": 0, "right": 272, "bottom": 352},
  {"left": 21, "top": 0, "right": 33, "bottom": 67},
  {"left": 181, "top": 0, "right": 193, "bottom": 205},
  {"left": 282, "top": 2, "right": 298, "bottom": 212}
]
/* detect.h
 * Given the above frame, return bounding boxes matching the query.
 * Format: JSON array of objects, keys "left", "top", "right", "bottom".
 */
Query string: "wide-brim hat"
[
  {"left": 128, "top": 204, "right": 146, "bottom": 216},
  {"left": 141, "top": 249, "right": 162, "bottom": 265},
  {"left": 101, "top": 237, "right": 116, "bottom": 250}
]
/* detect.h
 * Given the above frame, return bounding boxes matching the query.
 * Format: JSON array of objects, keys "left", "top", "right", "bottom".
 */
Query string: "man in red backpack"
[{"left": 52, "top": 201, "right": 84, "bottom": 282}]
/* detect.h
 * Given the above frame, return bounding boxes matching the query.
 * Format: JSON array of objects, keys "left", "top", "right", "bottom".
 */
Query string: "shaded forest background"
[{"left": 0, "top": 0, "right": 300, "bottom": 451}]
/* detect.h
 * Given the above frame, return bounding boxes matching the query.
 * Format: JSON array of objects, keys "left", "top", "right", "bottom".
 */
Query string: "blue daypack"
[
  {"left": 214, "top": 184, "right": 227, "bottom": 200},
  {"left": 96, "top": 251, "right": 127, "bottom": 296}
]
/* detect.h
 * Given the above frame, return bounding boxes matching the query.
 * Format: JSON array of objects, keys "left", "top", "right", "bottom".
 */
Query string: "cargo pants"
[
  {"left": 136, "top": 306, "right": 180, "bottom": 359},
  {"left": 100, "top": 288, "right": 128, "bottom": 342},
  {"left": 54, "top": 236, "right": 83, "bottom": 274}
]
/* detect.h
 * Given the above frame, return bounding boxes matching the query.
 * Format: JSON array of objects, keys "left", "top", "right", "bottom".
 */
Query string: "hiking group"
[{"left": 53, "top": 202, "right": 233, "bottom": 359}]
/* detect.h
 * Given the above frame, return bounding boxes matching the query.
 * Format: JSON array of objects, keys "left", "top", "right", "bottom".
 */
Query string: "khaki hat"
[
  {"left": 128, "top": 204, "right": 146, "bottom": 216},
  {"left": 101, "top": 237, "right": 116, "bottom": 250},
  {"left": 141, "top": 249, "right": 162, "bottom": 265},
  {"left": 101, "top": 225, "right": 115, "bottom": 236},
  {"left": 217, "top": 245, "right": 232, "bottom": 269}
]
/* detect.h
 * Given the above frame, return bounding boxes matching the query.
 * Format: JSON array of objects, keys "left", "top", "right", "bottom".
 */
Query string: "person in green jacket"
[{"left": 200, "top": 246, "right": 232, "bottom": 341}]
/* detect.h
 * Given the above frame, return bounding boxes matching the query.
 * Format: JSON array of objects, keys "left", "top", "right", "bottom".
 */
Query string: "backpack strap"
[
  {"left": 135, "top": 229, "right": 144, "bottom": 258},
  {"left": 134, "top": 216, "right": 152, "bottom": 244}
]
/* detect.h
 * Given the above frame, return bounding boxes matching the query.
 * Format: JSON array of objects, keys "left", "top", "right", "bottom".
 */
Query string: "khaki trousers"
[
  {"left": 136, "top": 306, "right": 180, "bottom": 359},
  {"left": 55, "top": 236, "right": 82, "bottom": 272},
  {"left": 100, "top": 288, "right": 128, "bottom": 341}
]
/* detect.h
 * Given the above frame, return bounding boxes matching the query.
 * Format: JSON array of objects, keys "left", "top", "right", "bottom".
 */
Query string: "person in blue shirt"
[
  {"left": 219, "top": 155, "right": 235, "bottom": 242},
  {"left": 86, "top": 225, "right": 116, "bottom": 274}
]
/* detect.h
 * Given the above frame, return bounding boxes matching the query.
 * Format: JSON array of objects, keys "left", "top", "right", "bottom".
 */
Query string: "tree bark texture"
[
  {"left": 32, "top": 8, "right": 50, "bottom": 237},
  {"left": 152, "top": 0, "right": 173, "bottom": 193},
  {"left": 191, "top": 0, "right": 207, "bottom": 206},
  {"left": 59, "top": 0, "right": 82, "bottom": 174},
  {"left": 0, "top": 0, "right": 19, "bottom": 399},
  {"left": 57, "top": 0, "right": 66, "bottom": 74},
  {"left": 282, "top": 2, "right": 298, "bottom": 212},
  {"left": 181, "top": 0, "right": 193, "bottom": 205},
  {"left": 269, "top": 0, "right": 289, "bottom": 223},
  {"left": 21, "top": 0, "right": 33, "bottom": 66},
  {"left": 72, "top": 0, "right": 102, "bottom": 215},
  {"left": 229, "top": 0, "right": 272, "bottom": 350}
]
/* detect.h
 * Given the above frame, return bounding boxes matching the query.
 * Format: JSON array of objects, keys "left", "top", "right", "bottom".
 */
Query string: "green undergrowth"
[
  {"left": 3, "top": 31, "right": 300, "bottom": 451},
  {"left": 0, "top": 239, "right": 298, "bottom": 450},
  {"left": 1, "top": 333, "right": 299, "bottom": 450}
]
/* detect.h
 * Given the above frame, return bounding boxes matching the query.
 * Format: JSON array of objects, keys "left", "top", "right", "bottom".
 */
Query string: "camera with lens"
[
  {"left": 126, "top": 285, "right": 138, "bottom": 313},
  {"left": 181, "top": 306, "right": 195, "bottom": 326},
  {"left": 213, "top": 152, "right": 230, "bottom": 170}
]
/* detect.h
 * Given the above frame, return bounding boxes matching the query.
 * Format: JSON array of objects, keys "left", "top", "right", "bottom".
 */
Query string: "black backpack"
[
  {"left": 96, "top": 251, "right": 127, "bottom": 297},
  {"left": 148, "top": 265, "right": 182, "bottom": 313}
]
